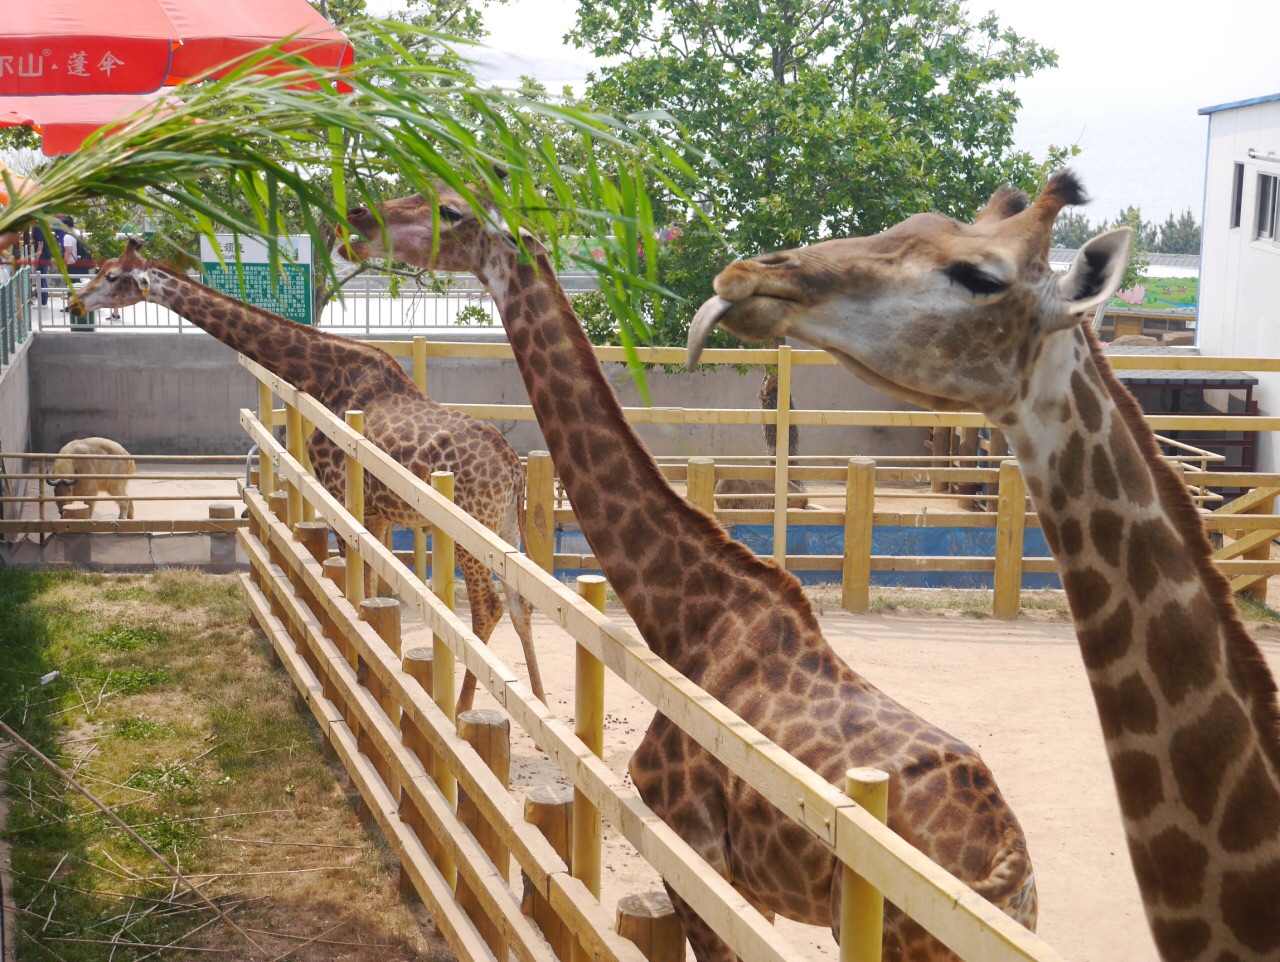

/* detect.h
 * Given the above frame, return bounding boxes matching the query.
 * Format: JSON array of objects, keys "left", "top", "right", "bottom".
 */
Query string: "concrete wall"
[
  {"left": 28, "top": 330, "right": 925, "bottom": 460},
  {"left": 1198, "top": 98, "right": 1280, "bottom": 472}
]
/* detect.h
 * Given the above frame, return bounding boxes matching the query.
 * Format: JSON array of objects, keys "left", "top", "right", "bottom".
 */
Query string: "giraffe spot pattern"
[
  {"left": 1169, "top": 693, "right": 1252, "bottom": 824},
  {"left": 1127, "top": 520, "right": 1195, "bottom": 602},
  {"left": 1060, "top": 565, "right": 1112, "bottom": 621},
  {"left": 1091, "top": 443, "right": 1120, "bottom": 500},
  {"left": 1111, "top": 417, "right": 1156, "bottom": 506},
  {"left": 1090, "top": 509, "right": 1125, "bottom": 568},
  {"left": 1071, "top": 370, "right": 1104, "bottom": 432},
  {"left": 1110, "top": 750, "right": 1163, "bottom": 820},
  {"left": 1059, "top": 518, "right": 1084, "bottom": 556},
  {"left": 1150, "top": 917, "right": 1212, "bottom": 962},
  {"left": 1220, "top": 859, "right": 1280, "bottom": 951},
  {"left": 1148, "top": 593, "right": 1221, "bottom": 705},
  {"left": 1217, "top": 752, "right": 1280, "bottom": 852},
  {"left": 1091, "top": 672, "right": 1158, "bottom": 738},
  {"left": 1137, "top": 826, "right": 1209, "bottom": 908},
  {"left": 1060, "top": 431, "right": 1087, "bottom": 499}
]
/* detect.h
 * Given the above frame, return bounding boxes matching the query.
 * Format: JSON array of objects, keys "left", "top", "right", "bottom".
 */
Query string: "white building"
[{"left": 1197, "top": 92, "right": 1280, "bottom": 472}]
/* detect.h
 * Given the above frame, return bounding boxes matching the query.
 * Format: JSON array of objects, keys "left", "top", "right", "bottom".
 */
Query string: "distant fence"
[
  {"left": 0, "top": 265, "right": 32, "bottom": 365},
  {"left": 237, "top": 358, "right": 1070, "bottom": 962},
  {"left": 32, "top": 269, "right": 598, "bottom": 335}
]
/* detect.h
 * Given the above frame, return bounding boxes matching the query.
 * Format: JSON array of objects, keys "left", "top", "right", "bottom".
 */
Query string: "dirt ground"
[{"left": 402, "top": 596, "right": 1280, "bottom": 962}]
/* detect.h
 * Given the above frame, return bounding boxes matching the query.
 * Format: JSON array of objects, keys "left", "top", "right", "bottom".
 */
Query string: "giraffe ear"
[{"left": 1053, "top": 227, "right": 1132, "bottom": 325}]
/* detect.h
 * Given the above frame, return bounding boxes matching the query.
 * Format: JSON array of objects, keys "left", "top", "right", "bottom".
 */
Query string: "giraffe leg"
[
  {"left": 455, "top": 549, "right": 504, "bottom": 715},
  {"left": 497, "top": 513, "right": 546, "bottom": 705}
]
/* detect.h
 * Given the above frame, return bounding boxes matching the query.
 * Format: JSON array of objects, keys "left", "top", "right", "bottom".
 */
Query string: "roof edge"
[{"left": 1199, "top": 92, "right": 1280, "bottom": 115}]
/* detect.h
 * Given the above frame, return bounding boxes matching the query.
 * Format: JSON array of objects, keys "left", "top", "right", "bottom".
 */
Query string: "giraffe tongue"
[{"left": 686, "top": 295, "right": 735, "bottom": 369}]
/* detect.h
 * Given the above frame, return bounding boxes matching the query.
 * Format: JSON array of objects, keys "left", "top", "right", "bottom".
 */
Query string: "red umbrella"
[
  {"left": 1, "top": 0, "right": 353, "bottom": 96},
  {"left": 0, "top": 92, "right": 181, "bottom": 156}
]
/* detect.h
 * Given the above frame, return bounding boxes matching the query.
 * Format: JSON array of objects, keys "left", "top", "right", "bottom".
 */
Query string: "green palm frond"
[{"left": 0, "top": 20, "right": 711, "bottom": 357}]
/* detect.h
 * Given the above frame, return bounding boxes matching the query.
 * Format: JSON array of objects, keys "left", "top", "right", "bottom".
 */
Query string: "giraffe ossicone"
[
  {"left": 692, "top": 170, "right": 1280, "bottom": 962},
  {"left": 348, "top": 185, "right": 1039, "bottom": 962},
  {"left": 72, "top": 241, "right": 546, "bottom": 714}
]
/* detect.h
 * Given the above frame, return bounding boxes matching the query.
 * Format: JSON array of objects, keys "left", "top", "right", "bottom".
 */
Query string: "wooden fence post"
[
  {"left": 772, "top": 344, "right": 792, "bottom": 567},
  {"left": 842, "top": 458, "right": 875, "bottom": 614},
  {"left": 344, "top": 410, "right": 366, "bottom": 606},
  {"left": 527, "top": 450, "right": 556, "bottom": 574},
  {"left": 1244, "top": 492, "right": 1275, "bottom": 603},
  {"left": 523, "top": 783, "right": 574, "bottom": 960},
  {"left": 257, "top": 382, "right": 275, "bottom": 495},
  {"left": 359, "top": 596, "right": 400, "bottom": 822},
  {"left": 957, "top": 427, "right": 980, "bottom": 510},
  {"left": 300, "top": 416, "right": 316, "bottom": 523},
  {"left": 456, "top": 708, "right": 512, "bottom": 959},
  {"left": 320, "top": 555, "right": 356, "bottom": 742},
  {"left": 293, "top": 520, "right": 330, "bottom": 566},
  {"left": 431, "top": 470, "right": 458, "bottom": 892},
  {"left": 686, "top": 457, "right": 716, "bottom": 515},
  {"left": 285, "top": 402, "right": 304, "bottom": 528},
  {"left": 839, "top": 768, "right": 889, "bottom": 962},
  {"left": 616, "top": 892, "right": 685, "bottom": 962},
  {"left": 929, "top": 425, "right": 951, "bottom": 494},
  {"left": 413, "top": 335, "right": 428, "bottom": 393},
  {"left": 400, "top": 645, "right": 436, "bottom": 896},
  {"left": 573, "top": 577, "right": 606, "bottom": 898},
  {"left": 993, "top": 459, "right": 1027, "bottom": 620}
]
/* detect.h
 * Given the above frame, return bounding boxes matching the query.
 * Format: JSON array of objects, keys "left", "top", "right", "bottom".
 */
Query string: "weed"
[
  {"left": 1236, "top": 595, "right": 1280, "bottom": 625},
  {"left": 86, "top": 625, "right": 165, "bottom": 652},
  {"left": 113, "top": 715, "right": 177, "bottom": 741},
  {"left": 84, "top": 666, "right": 169, "bottom": 696}
]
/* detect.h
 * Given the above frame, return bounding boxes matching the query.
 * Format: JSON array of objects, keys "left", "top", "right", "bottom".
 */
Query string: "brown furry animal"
[{"left": 48, "top": 437, "right": 135, "bottom": 519}]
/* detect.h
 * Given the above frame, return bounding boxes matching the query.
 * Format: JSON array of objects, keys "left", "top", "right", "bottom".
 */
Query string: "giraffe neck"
[
  {"left": 999, "top": 325, "right": 1280, "bottom": 960},
  {"left": 478, "top": 241, "right": 819, "bottom": 664},
  {"left": 146, "top": 266, "right": 410, "bottom": 405}
]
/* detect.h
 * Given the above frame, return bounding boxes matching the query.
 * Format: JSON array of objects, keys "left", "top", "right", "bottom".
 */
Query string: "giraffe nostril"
[
  {"left": 755, "top": 251, "right": 790, "bottom": 267},
  {"left": 348, "top": 207, "right": 369, "bottom": 220}
]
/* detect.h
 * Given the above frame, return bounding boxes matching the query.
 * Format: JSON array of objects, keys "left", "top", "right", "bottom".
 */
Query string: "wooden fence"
[
  {"left": 237, "top": 356, "right": 1071, "bottom": 962},
  {"left": 376, "top": 339, "right": 1280, "bottom": 614}
]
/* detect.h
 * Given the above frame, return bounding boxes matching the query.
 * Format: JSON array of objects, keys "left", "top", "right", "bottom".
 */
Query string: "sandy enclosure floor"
[{"left": 397, "top": 599, "right": 1280, "bottom": 962}]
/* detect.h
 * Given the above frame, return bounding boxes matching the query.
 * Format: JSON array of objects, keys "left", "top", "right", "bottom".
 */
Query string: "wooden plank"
[
  {"left": 1212, "top": 485, "right": 1280, "bottom": 516},
  {"left": 0, "top": 519, "right": 247, "bottom": 534},
  {"left": 1213, "top": 528, "right": 1280, "bottom": 561}
]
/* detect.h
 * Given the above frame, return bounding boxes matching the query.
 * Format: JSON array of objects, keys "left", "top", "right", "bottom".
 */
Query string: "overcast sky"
[{"left": 373, "top": 0, "right": 1280, "bottom": 225}]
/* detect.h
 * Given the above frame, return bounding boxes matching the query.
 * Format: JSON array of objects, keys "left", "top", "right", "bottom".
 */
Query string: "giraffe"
[
  {"left": 688, "top": 170, "right": 1280, "bottom": 962},
  {"left": 71, "top": 241, "right": 545, "bottom": 713},
  {"left": 345, "top": 186, "right": 1038, "bottom": 962}
]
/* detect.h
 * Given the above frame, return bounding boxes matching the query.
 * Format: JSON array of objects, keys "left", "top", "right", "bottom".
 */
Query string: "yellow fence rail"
[{"left": 237, "top": 357, "right": 1069, "bottom": 962}]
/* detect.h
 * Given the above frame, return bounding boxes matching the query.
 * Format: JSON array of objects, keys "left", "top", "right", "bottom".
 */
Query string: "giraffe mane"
[{"left": 1085, "top": 325, "right": 1280, "bottom": 772}]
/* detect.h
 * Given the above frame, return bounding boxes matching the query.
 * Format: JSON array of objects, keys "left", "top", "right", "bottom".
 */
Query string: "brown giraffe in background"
[
  {"left": 689, "top": 170, "right": 1280, "bottom": 962},
  {"left": 72, "top": 241, "right": 545, "bottom": 713},
  {"left": 347, "top": 187, "right": 1037, "bottom": 962}
]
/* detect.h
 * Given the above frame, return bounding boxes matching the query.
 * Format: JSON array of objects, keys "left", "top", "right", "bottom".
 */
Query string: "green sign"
[{"left": 199, "top": 235, "right": 314, "bottom": 326}]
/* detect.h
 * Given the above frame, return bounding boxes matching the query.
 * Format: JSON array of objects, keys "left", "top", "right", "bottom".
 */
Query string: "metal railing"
[
  {"left": 0, "top": 265, "right": 32, "bottom": 365},
  {"left": 33, "top": 269, "right": 599, "bottom": 335}
]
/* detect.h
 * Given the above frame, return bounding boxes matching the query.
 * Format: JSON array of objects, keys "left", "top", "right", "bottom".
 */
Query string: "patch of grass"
[
  {"left": 86, "top": 625, "right": 166, "bottom": 652},
  {"left": 1236, "top": 595, "right": 1280, "bottom": 625},
  {"left": 84, "top": 666, "right": 170, "bottom": 696},
  {"left": 127, "top": 759, "right": 199, "bottom": 794},
  {"left": 113, "top": 715, "right": 178, "bottom": 741}
]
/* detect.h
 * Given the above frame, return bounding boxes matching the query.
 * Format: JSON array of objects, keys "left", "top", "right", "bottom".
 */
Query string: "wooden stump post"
[
  {"left": 294, "top": 520, "right": 330, "bottom": 565},
  {"left": 267, "top": 491, "right": 289, "bottom": 567},
  {"left": 929, "top": 426, "right": 951, "bottom": 494},
  {"left": 956, "top": 427, "right": 980, "bottom": 510},
  {"left": 359, "top": 597, "right": 401, "bottom": 807},
  {"left": 456, "top": 708, "right": 512, "bottom": 959},
  {"left": 839, "top": 768, "right": 889, "bottom": 962},
  {"left": 523, "top": 783, "right": 574, "bottom": 960},
  {"left": 285, "top": 403, "right": 304, "bottom": 528},
  {"left": 320, "top": 556, "right": 356, "bottom": 740},
  {"left": 209, "top": 504, "right": 238, "bottom": 569},
  {"left": 616, "top": 891, "right": 685, "bottom": 962},
  {"left": 61, "top": 503, "right": 92, "bottom": 566},
  {"left": 257, "top": 382, "right": 275, "bottom": 495},
  {"left": 841, "top": 458, "right": 875, "bottom": 614}
]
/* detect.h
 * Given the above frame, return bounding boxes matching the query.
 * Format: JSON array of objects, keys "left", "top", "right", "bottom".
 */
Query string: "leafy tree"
[
  {"left": 1155, "top": 208, "right": 1201, "bottom": 255},
  {"left": 1051, "top": 211, "right": 1100, "bottom": 249},
  {"left": 1111, "top": 207, "right": 1151, "bottom": 294}
]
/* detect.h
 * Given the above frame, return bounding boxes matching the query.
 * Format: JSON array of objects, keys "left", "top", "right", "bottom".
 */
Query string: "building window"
[
  {"left": 1258, "top": 173, "right": 1279, "bottom": 241},
  {"left": 1230, "top": 162, "right": 1244, "bottom": 228}
]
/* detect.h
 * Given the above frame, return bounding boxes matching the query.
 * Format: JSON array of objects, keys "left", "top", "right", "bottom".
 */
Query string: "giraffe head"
[
  {"left": 688, "top": 171, "right": 1132, "bottom": 414},
  {"left": 70, "top": 240, "right": 154, "bottom": 315},
  {"left": 345, "top": 180, "right": 521, "bottom": 275}
]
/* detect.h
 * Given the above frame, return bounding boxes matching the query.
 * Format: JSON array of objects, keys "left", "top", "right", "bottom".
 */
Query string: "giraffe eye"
[
  {"left": 944, "top": 262, "right": 1009, "bottom": 297},
  {"left": 106, "top": 271, "right": 120, "bottom": 282},
  {"left": 439, "top": 204, "right": 463, "bottom": 224}
]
